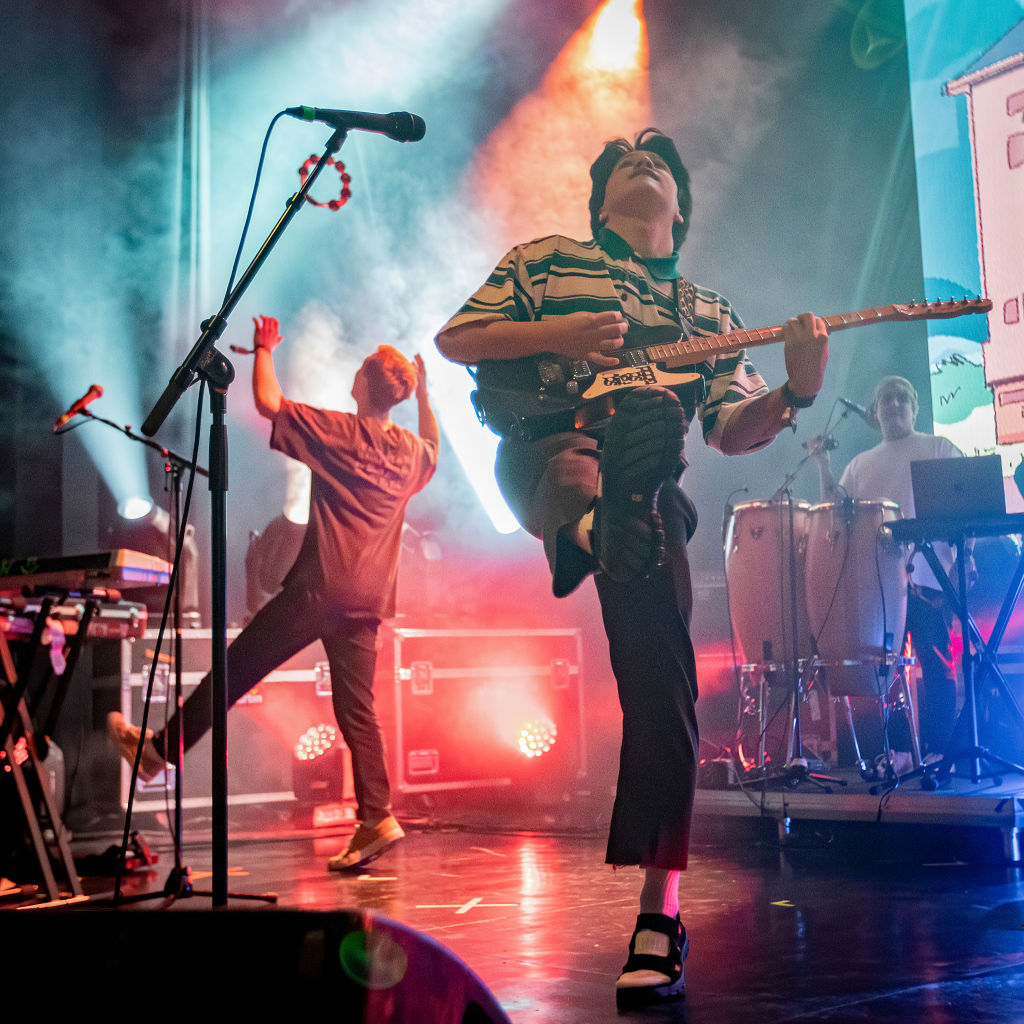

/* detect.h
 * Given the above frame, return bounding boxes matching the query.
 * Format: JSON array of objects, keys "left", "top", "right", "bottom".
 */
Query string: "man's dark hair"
[{"left": 588, "top": 128, "right": 692, "bottom": 251}]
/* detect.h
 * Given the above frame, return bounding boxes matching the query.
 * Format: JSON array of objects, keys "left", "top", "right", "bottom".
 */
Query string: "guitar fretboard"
[{"left": 637, "top": 300, "right": 989, "bottom": 365}]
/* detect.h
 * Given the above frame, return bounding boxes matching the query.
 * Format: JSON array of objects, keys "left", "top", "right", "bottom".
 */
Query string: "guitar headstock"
[{"left": 889, "top": 297, "right": 992, "bottom": 320}]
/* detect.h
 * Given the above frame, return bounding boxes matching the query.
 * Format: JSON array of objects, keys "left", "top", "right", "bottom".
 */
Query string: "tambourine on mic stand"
[{"left": 136, "top": 116, "right": 353, "bottom": 907}]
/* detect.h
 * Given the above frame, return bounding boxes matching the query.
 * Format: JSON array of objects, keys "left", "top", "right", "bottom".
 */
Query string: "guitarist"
[{"left": 435, "top": 128, "right": 829, "bottom": 1007}]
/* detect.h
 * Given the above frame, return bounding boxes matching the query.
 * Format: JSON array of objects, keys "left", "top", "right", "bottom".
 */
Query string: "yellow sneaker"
[{"left": 327, "top": 815, "right": 405, "bottom": 871}]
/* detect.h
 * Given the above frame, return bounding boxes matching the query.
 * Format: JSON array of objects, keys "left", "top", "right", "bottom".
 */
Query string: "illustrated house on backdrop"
[{"left": 945, "top": 20, "right": 1024, "bottom": 444}]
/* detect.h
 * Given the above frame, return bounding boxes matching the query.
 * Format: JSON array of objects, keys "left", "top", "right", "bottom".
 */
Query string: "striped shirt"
[{"left": 440, "top": 231, "right": 770, "bottom": 451}]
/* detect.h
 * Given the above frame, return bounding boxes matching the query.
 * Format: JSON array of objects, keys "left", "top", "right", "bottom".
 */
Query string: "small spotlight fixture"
[
  {"left": 293, "top": 724, "right": 346, "bottom": 807},
  {"left": 517, "top": 719, "right": 558, "bottom": 759},
  {"left": 295, "top": 723, "right": 337, "bottom": 761},
  {"left": 118, "top": 495, "right": 155, "bottom": 520}
]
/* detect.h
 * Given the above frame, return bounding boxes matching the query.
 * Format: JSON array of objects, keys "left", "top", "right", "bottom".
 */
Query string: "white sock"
[
  {"left": 639, "top": 867, "right": 680, "bottom": 920},
  {"left": 564, "top": 509, "right": 595, "bottom": 554}
]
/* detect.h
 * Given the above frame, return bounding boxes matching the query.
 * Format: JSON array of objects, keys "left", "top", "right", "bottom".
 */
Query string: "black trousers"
[
  {"left": 153, "top": 585, "right": 391, "bottom": 822},
  {"left": 497, "top": 430, "right": 699, "bottom": 870},
  {"left": 906, "top": 583, "right": 956, "bottom": 757}
]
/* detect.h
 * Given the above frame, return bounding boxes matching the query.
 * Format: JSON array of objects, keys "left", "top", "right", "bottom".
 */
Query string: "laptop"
[{"left": 910, "top": 453, "right": 1006, "bottom": 522}]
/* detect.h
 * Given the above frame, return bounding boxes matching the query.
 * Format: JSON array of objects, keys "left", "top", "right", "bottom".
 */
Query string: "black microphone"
[
  {"left": 285, "top": 106, "right": 426, "bottom": 142},
  {"left": 54, "top": 384, "right": 103, "bottom": 431},
  {"left": 838, "top": 396, "right": 877, "bottom": 429}
]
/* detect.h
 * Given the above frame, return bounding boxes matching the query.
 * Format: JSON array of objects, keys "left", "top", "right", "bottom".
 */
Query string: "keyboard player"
[{"left": 809, "top": 375, "right": 975, "bottom": 760}]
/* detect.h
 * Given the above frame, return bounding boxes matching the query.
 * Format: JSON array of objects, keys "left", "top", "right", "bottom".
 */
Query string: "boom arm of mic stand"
[
  {"left": 770, "top": 454, "right": 812, "bottom": 503},
  {"left": 83, "top": 411, "right": 209, "bottom": 478},
  {"left": 141, "top": 126, "right": 349, "bottom": 438}
]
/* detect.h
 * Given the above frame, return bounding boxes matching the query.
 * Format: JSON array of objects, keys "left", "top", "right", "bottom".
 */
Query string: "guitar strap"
[
  {"left": 627, "top": 275, "right": 693, "bottom": 346},
  {"left": 675, "top": 277, "right": 697, "bottom": 340}
]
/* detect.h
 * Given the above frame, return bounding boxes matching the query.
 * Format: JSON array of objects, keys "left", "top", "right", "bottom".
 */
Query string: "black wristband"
[{"left": 780, "top": 380, "right": 816, "bottom": 408}]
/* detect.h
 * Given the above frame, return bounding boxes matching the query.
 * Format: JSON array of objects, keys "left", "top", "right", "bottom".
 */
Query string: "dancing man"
[{"left": 110, "top": 314, "right": 439, "bottom": 871}]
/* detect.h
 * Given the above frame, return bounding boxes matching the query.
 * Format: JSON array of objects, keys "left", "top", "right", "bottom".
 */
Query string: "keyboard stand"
[
  {"left": 898, "top": 520, "right": 1024, "bottom": 788},
  {"left": 1, "top": 625, "right": 85, "bottom": 903}
]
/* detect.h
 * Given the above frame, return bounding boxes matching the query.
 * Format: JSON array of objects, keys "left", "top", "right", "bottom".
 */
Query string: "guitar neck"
[{"left": 640, "top": 300, "right": 990, "bottom": 365}]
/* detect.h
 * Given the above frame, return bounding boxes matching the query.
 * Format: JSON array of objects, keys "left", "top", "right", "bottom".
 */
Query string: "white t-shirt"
[{"left": 838, "top": 431, "right": 963, "bottom": 590}]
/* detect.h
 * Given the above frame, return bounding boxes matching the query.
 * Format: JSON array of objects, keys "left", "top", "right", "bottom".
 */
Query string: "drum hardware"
[
  {"left": 735, "top": 650, "right": 919, "bottom": 786},
  {"left": 725, "top": 488, "right": 919, "bottom": 781},
  {"left": 726, "top": 489, "right": 846, "bottom": 791},
  {"left": 736, "top": 658, "right": 817, "bottom": 776},
  {"left": 858, "top": 648, "right": 923, "bottom": 791}
]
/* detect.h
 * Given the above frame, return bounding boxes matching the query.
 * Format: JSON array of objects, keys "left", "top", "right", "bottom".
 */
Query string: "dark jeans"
[
  {"left": 906, "top": 584, "right": 957, "bottom": 757},
  {"left": 497, "top": 430, "right": 699, "bottom": 870},
  {"left": 153, "top": 586, "right": 390, "bottom": 822},
  {"left": 597, "top": 515, "right": 700, "bottom": 871}
]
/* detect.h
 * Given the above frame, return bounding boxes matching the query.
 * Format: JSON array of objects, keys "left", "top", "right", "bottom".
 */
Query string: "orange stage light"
[{"left": 465, "top": 0, "right": 651, "bottom": 246}]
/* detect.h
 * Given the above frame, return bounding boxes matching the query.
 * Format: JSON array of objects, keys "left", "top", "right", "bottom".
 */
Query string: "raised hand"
[
  {"left": 253, "top": 315, "right": 283, "bottom": 352},
  {"left": 414, "top": 353, "right": 428, "bottom": 399}
]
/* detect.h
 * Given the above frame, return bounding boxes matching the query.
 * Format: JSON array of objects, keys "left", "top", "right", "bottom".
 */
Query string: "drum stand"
[
  {"left": 860, "top": 648, "right": 923, "bottom": 791},
  {"left": 780, "top": 662, "right": 845, "bottom": 790},
  {"left": 811, "top": 607, "right": 922, "bottom": 786},
  {"left": 744, "top": 491, "right": 846, "bottom": 792},
  {"left": 738, "top": 651, "right": 921, "bottom": 789},
  {"left": 737, "top": 660, "right": 833, "bottom": 772}
]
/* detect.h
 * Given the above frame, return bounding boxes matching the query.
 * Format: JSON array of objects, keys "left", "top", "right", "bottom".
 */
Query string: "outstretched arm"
[
  {"left": 414, "top": 354, "right": 440, "bottom": 448},
  {"left": 251, "top": 315, "right": 284, "bottom": 420}
]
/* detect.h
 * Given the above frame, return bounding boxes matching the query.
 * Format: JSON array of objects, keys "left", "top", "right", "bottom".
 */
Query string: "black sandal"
[{"left": 615, "top": 912, "right": 689, "bottom": 1009}]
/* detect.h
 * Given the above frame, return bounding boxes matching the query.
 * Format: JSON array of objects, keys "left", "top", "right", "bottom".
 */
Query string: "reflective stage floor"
[{"left": 6, "top": 770, "right": 1024, "bottom": 1023}]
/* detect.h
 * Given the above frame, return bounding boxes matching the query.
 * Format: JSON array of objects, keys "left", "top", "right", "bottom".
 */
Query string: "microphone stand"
[
  {"left": 74, "top": 412, "right": 211, "bottom": 902},
  {"left": 71, "top": 411, "right": 250, "bottom": 905},
  {"left": 765, "top": 447, "right": 845, "bottom": 792},
  {"left": 140, "top": 123, "right": 349, "bottom": 907}
]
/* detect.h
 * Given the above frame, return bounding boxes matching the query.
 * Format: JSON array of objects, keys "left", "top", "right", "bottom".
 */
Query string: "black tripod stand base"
[
  {"left": 111, "top": 864, "right": 279, "bottom": 907},
  {"left": 895, "top": 745, "right": 1024, "bottom": 791},
  {"left": 786, "top": 761, "right": 847, "bottom": 792},
  {"left": 745, "top": 759, "right": 848, "bottom": 793}
]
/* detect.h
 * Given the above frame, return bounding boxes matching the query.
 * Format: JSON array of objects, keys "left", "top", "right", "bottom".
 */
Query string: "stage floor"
[{"left": 6, "top": 766, "right": 1024, "bottom": 1023}]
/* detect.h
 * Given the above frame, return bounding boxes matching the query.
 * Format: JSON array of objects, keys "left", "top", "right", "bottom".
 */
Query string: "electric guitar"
[{"left": 470, "top": 298, "right": 992, "bottom": 441}]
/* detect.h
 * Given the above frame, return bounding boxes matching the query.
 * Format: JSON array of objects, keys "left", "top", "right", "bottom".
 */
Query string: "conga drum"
[
  {"left": 804, "top": 499, "right": 908, "bottom": 695},
  {"left": 724, "top": 499, "right": 813, "bottom": 666}
]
